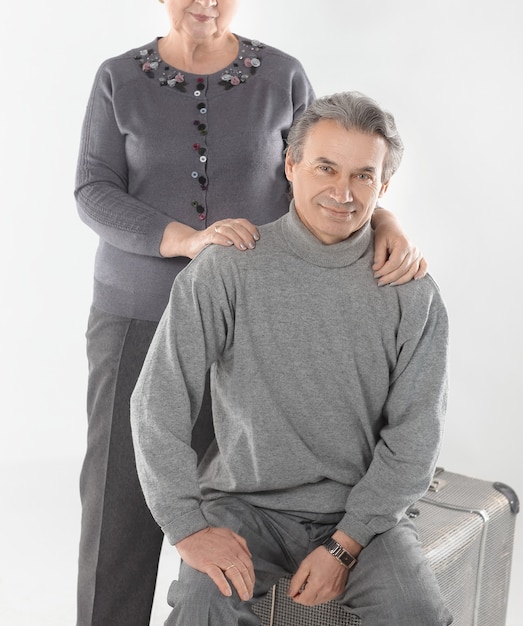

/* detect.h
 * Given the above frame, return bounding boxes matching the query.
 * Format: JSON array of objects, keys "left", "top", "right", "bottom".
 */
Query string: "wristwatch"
[{"left": 322, "top": 536, "right": 358, "bottom": 570}]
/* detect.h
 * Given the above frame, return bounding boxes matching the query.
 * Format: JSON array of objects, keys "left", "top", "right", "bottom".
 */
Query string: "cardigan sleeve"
[{"left": 74, "top": 61, "right": 173, "bottom": 257}]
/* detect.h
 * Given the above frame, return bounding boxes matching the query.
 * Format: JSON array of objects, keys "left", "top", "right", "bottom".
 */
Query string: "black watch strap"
[{"left": 322, "top": 536, "right": 358, "bottom": 570}]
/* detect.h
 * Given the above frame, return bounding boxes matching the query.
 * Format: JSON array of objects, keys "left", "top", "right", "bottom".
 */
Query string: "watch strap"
[{"left": 322, "top": 536, "right": 358, "bottom": 570}]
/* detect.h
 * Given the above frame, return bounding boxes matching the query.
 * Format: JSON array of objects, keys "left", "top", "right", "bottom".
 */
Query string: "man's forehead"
[{"left": 304, "top": 120, "right": 387, "bottom": 167}]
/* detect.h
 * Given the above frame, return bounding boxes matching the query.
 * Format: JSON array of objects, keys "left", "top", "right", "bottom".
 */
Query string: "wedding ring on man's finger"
[{"left": 223, "top": 564, "right": 236, "bottom": 572}]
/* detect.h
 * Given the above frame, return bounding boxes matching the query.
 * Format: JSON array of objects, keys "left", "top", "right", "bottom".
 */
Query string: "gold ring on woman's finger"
[
  {"left": 214, "top": 225, "right": 220, "bottom": 233},
  {"left": 223, "top": 564, "right": 236, "bottom": 572}
]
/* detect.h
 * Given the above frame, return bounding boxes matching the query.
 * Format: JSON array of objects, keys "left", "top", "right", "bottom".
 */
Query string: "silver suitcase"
[{"left": 252, "top": 468, "right": 519, "bottom": 626}]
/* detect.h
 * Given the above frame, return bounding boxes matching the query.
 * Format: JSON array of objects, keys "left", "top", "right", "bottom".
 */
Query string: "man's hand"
[
  {"left": 287, "top": 530, "right": 362, "bottom": 606},
  {"left": 287, "top": 545, "right": 349, "bottom": 606},
  {"left": 176, "top": 527, "right": 255, "bottom": 601}
]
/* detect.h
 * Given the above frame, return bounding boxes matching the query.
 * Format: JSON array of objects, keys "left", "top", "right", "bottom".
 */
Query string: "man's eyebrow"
[
  {"left": 313, "top": 157, "right": 378, "bottom": 170},
  {"left": 313, "top": 157, "right": 338, "bottom": 166},
  {"left": 312, "top": 157, "right": 379, "bottom": 175}
]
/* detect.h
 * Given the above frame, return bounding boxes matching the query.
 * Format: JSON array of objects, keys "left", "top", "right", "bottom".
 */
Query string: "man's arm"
[
  {"left": 289, "top": 281, "right": 448, "bottom": 605},
  {"left": 131, "top": 250, "right": 229, "bottom": 543},
  {"left": 130, "top": 248, "right": 256, "bottom": 600},
  {"left": 337, "top": 283, "right": 448, "bottom": 549},
  {"left": 338, "top": 288, "right": 448, "bottom": 546}
]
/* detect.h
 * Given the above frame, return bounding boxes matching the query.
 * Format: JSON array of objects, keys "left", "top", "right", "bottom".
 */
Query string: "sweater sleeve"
[
  {"left": 338, "top": 282, "right": 449, "bottom": 547},
  {"left": 130, "top": 250, "right": 232, "bottom": 544},
  {"left": 74, "top": 62, "right": 173, "bottom": 257}
]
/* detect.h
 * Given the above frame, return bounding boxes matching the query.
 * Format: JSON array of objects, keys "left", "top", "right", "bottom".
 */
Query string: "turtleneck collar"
[{"left": 280, "top": 200, "right": 372, "bottom": 268}]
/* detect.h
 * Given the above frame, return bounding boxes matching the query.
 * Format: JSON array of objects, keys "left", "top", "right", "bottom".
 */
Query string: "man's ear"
[
  {"left": 378, "top": 180, "right": 390, "bottom": 198},
  {"left": 284, "top": 149, "right": 295, "bottom": 182}
]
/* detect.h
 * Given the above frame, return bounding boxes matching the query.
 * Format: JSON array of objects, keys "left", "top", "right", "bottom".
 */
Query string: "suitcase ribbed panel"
[
  {"left": 252, "top": 470, "right": 518, "bottom": 626},
  {"left": 419, "top": 472, "right": 517, "bottom": 626},
  {"left": 415, "top": 500, "right": 485, "bottom": 624}
]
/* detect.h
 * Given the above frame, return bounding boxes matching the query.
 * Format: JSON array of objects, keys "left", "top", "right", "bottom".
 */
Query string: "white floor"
[{"left": 1, "top": 457, "right": 521, "bottom": 625}]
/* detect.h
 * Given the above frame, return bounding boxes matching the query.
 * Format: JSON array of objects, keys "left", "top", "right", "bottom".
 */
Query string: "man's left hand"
[{"left": 286, "top": 545, "right": 350, "bottom": 606}]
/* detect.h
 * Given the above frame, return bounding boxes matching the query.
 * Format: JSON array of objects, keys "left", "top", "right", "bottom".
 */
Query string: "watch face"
[
  {"left": 340, "top": 552, "right": 355, "bottom": 567},
  {"left": 323, "top": 537, "right": 357, "bottom": 569}
]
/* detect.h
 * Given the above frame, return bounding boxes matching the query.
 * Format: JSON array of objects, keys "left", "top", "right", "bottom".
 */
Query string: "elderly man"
[{"left": 131, "top": 91, "right": 452, "bottom": 625}]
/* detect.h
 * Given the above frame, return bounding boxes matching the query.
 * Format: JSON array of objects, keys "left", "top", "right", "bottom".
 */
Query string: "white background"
[{"left": 1, "top": 1, "right": 521, "bottom": 624}]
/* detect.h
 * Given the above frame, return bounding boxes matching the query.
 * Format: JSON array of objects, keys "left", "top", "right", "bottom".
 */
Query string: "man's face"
[{"left": 285, "top": 120, "right": 390, "bottom": 245}]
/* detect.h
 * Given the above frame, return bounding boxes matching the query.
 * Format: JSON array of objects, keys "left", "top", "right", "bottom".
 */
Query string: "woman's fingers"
[{"left": 212, "top": 218, "right": 260, "bottom": 251}]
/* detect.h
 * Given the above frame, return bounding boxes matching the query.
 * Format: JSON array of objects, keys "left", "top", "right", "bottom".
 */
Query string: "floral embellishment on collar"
[
  {"left": 135, "top": 38, "right": 264, "bottom": 92},
  {"left": 219, "top": 39, "right": 264, "bottom": 89},
  {"left": 135, "top": 49, "right": 188, "bottom": 92},
  {"left": 161, "top": 70, "right": 187, "bottom": 90}
]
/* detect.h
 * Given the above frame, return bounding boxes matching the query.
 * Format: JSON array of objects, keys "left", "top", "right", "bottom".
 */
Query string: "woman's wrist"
[
  {"left": 160, "top": 221, "right": 196, "bottom": 258},
  {"left": 371, "top": 206, "right": 398, "bottom": 229}
]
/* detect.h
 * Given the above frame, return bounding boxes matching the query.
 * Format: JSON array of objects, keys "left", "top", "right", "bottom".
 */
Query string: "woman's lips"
[{"left": 190, "top": 13, "right": 216, "bottom": 22}]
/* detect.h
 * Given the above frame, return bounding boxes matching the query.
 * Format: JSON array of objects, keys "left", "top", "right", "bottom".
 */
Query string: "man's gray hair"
[{"left": 286, "top": 91, "right": 404, "bottom": 182}]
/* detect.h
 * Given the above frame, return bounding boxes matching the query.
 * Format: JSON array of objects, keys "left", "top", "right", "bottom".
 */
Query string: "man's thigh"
[
  {"left": 342, "top": 516, "right": 452, "bottom": 625},
  {"left": 166, "top": 498, "right": 314, "bottom": 626},
  {"left": 200, "top": 497, "right": 311, "bottom": 594}
]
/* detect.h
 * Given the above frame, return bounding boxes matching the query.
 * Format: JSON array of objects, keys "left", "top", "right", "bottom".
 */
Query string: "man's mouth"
[{"left": 322, "top": 204, "right": 356, "bottom": 217}]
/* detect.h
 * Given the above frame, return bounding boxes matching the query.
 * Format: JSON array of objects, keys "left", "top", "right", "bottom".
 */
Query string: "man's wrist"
[
  {"left": 332, "top": 530, "right": 363, "bottom": 556},
  {"left": 322, "top": 536, "right": 358, "bottom": 570}
]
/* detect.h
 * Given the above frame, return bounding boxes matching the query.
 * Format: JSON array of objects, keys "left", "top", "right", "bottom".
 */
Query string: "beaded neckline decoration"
[
  {"left": 136, "top": 49, "right": 189, "bottom": 91},
  {"left": 219, "top": 39, "right": 263, "bottom": 89},
  {"left": 135, "top": 39, "right": 264, "bottom": 91}
]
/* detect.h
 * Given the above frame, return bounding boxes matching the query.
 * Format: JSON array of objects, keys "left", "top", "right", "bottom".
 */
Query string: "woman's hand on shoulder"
[
  {"left": 160, "top": 219, "right": 260, "bottom": 259},
  {"left": 371, "top": 208, "right": 427, "bottom": 286}
]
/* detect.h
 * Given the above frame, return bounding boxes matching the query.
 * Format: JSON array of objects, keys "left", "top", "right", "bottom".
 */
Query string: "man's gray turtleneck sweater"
[{"left": 131, "top": 202, "right": 449, "bottom": 548}]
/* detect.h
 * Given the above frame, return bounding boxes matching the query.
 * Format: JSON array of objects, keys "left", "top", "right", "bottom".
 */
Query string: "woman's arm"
[
  {"left": 76, "top": 63, "right": 262, "bottom": 260},
  {"left": 371, "top": 208, "right": 427, "bottom": 286},
  {"left": 74, "top": 64, "right": 175, "bottom": 257},
  {"left": 160, "top": 219, "right": 260, "bottom": 259}
]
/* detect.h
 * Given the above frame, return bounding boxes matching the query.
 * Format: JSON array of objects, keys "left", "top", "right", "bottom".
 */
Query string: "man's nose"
[{"left": 331, "top": 182, "right": 353, "bottom": 205}]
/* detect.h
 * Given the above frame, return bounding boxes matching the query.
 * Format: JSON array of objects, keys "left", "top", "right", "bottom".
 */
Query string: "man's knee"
[
  {"left": 343, "top": 576, "right": 451, "bottom": 625},
  {"left": 386, "top": 586, "right": 452, "bottom": 625},
  {"left": 166, "top": 571, "right": 220, "bottom": 617},
  {"left": 165, "top": 566, "right": 257, "bottom": 626},
  {"left": 344, "top": 519, "right": 452, "bottom": 625}
]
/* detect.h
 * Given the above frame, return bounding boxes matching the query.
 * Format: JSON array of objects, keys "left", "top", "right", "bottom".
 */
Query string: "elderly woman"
[{"left": 74, "top": 1, "right": 426, "bottom": 624}]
